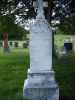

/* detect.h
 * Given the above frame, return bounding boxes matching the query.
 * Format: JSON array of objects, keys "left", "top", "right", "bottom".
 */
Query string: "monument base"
[{"left": 23, "top": 69, "right": 59, "bottom": 100}]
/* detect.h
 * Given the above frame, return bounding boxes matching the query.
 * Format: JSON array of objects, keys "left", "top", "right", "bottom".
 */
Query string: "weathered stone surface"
[
  {"left": 30, "top": 18, "right": 52, "bottom": 71},
  {"left": 10, "top": 42, "right": 13, "bottom": 45},
  {"left": 23, "top": 69, "right": 59, "bottom": 100}
]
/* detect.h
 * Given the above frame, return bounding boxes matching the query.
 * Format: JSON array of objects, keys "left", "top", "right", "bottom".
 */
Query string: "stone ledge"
[{"left": 28, "top": 69, "right": 54, "bottom": 74}]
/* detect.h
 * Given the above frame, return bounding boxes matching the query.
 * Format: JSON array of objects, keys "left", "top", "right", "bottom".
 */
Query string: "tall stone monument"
[{"left": 23, "top": 0, "right": 59, "bottom": 100}]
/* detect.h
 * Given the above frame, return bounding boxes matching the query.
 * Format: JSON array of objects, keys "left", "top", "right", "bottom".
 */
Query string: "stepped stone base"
[{"left": 23, "top": 69, "right": 59, "bottom": 100}]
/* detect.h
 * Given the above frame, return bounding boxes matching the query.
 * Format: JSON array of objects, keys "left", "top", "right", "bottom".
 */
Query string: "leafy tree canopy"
[
  {"left": 0, "top": 0, "right": 75, "bottom": 35},
  {"left": 0, "top": 15, "right": 27, "bottom": 37}
]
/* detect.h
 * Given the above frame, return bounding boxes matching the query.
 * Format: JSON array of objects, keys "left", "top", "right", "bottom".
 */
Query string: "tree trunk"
[
  {"left": 3, "top": 34, "right": 10, "bottom": 53},
  {"left": 52, "top": 31, "right": 57, "bottom": 58},
  {"left": 47, "top": 0, "right": 56, "bottom": 58}
]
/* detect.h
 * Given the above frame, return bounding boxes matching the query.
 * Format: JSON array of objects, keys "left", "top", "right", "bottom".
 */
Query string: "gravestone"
[
  {"left": 64, "top": 38, "right": 71, "bottom": 43},
  {"left": 23, "top": 43, "right": 28, "bottom": 48},
  {"left": 64, "top": 43, "right": 73, "bottom": 51},
  {"left": 0, "top": 42, "right": 3, "bottom": 47},
  {"left": 14, "top": 42, "right": 18, "bottom": 48},
  {"left": 23, "top": 0, "right": 59, "bottom": 100},
  {"left": 10, "top": 42, "right": 12, "bottom": 45},
  {"left": 26, "top": 40, "right": 29, "bottom": 45},
  {"left": 64, "top": 38, "right": 73, "bottom": 52}
]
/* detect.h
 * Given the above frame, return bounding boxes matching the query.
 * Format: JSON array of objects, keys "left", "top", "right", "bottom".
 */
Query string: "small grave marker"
[
  {"left": 10, "top": 42, "right": 12, "bottom": 45},
  {"left": 14, "top": 42, "right": 18, "bottom": 48}
]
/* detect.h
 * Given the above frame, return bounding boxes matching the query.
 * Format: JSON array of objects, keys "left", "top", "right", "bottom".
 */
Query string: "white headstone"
[
  {"left": 30, "top": 18, "right": 52, "bottom": 71},
  {"left": 64, "top": 38, "right": 72, "bottom": 43},
  {"left": 23, "top": 0, "right": 59, "bottom": 100}
]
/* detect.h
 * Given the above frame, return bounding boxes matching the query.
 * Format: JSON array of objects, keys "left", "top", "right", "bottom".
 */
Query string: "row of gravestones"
[
  {"left": 0, "top": 41, "right": 29, "bottom": 48},
  {"left": 0, "top": 41, "right": 73, "bottom": 50}
]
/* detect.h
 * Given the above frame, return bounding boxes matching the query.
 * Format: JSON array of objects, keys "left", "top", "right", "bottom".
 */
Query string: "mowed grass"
[{"left": 0, "top": 48, "right": 29, "bottom": 100}]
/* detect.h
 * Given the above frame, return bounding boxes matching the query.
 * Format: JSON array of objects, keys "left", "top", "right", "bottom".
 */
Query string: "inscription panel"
[{"left": 30, "top": 24, "right": 52, "bottom": 71}]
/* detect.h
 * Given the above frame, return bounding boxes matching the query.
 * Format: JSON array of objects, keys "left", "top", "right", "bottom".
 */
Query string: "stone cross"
[
  {"left": 37, "top": 0, "right": 43, "bottom": 15},
  {"left": 33, "top": 0, "right": 48, "bottom": 18}
]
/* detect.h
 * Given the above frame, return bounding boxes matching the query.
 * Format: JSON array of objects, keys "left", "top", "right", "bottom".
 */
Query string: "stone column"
[{"left": 23, "top": 0, "right": 59, "bottom": 100}]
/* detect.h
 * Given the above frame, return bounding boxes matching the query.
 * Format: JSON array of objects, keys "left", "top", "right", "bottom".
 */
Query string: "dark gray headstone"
[
  {"left": 15, "top": 42, "right": 18, "bottom": 47},
  {"left": 64, "top": 43, "right": 73, "bottom": 51},
  {"left": 10, "top": 42, "right": 12, "bottom": 45},
  {"left": 23, "top": 43, "right": 28, "bottom": 48}
]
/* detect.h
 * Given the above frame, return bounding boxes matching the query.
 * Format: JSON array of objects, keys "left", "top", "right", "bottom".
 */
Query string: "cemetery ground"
[
  {"left": 0, "top": 47, "right": 29, "bottom": 100},
  {"left": 0, "top": 36, "right": 75, "bottom": 100}
]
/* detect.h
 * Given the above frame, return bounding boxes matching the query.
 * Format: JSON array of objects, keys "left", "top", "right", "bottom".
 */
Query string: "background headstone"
[
  {"left": 64, "top": 43, "right": 73, "bottom": 51},
  {"left": 23, "top": 43, "right": 28, "bottom": 48},
  {"left": 64, "top": 38, "right": 73, "bottom": 52},
  {"left": 64, "top": 38, "right": 72, "bottom": 43},
  {"left": 14, "top": 42, "right": 18, "bottom": 48},
  {"left": 10, "top": 42, "right": 12, "bottom": 46}
]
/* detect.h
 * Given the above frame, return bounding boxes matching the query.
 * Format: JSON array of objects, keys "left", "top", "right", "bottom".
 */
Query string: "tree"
[
  {"left": 0, "top": 0, "right": 75, "bottom": 30},
  {"left": 0, "top": 0, "right": 29, "bottom": 52},
  {"left": 0, "top": 15, "right": 25, "bottom": 52}
]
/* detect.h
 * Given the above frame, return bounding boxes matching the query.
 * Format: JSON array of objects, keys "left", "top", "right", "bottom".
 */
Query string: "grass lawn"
[
  {"left": 0, "top": 46, "right": 75, "bottom": 100},
  {"left": 53, "top": 54, "right": 75, "bottom": 100},
  {"left": 0, "top": 48, "right": 29, "bottom": 100}
]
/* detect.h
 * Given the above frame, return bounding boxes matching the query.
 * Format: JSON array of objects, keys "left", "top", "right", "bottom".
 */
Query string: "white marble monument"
[{"left": 23, "top": 0, "right": 59, "bottom": 100}]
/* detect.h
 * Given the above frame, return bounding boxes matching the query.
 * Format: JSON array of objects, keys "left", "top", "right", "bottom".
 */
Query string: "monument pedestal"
[{"left": 23, "top": 69, "right": 59, "bottom": 100}]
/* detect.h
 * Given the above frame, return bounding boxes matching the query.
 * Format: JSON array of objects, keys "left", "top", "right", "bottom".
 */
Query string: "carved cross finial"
[
  {"left": 33, "top": 0, "right": 48, "bottom": 19},
  {"left": 37, "top": 0, "right": 43, "bottom": 15},
  {"left": 37, "top": 0, "right": 45, "bottom": 19}
]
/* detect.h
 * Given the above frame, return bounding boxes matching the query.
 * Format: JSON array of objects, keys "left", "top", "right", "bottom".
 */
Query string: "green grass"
[
  {"left": 0, "top": 48, "right": 29, "bottom": 100},
  {"left": 53, "top": 53, "right": 75, "bottom": 100}
]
